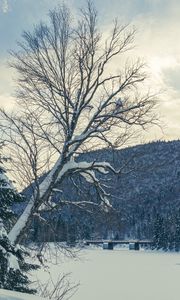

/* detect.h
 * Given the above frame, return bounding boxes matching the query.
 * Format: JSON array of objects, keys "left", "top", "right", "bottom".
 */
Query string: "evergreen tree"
[
  {"left": 0, "top": 157, "right": 39, "bottom": 293},
  {"left": 153, "top": 214, "right": 168, "bottom": 250},
  {"left": 0, "top": 164, "right": 24, "bottom": 229},
  {"left": 167, "top": 215, "right": 175, "bottom": 251},
  {"left": 0, "top": 219, "right": 39, "bottom": 293},
  {"left": 174, "top": 212, "right": 180, "bottom": 252}
]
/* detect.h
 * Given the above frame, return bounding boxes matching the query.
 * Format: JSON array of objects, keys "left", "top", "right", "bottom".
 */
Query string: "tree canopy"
[{"left": 0, "top": 1, "right": 157, "bottom": 245}]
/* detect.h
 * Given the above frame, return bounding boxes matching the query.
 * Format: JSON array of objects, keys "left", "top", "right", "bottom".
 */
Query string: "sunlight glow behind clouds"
[
  {"left": 0, "top": 0, "right": 180, "bottom": 142},
  {"left": 149, "top": 57, "right": 177, "bottom": 76}
]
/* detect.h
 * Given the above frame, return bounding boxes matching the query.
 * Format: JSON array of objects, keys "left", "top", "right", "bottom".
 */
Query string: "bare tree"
[{"left": 0, "top": 1, "right": 157, "bottom": 245}]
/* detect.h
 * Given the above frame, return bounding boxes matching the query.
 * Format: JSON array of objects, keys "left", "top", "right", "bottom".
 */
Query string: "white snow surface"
[
  {"left": 80, "top": 170, "right": 96, "bottom": 183},
  {"left": 55, "top": 159, "right": 111, "bottom": 183},
  {"left": 0, "top": 289, "right": 46, "bottom": 300},
  {"left": 8, "top": 197, "right": 35, "bottom": 244},
  {"left": 7, "top": 253, "right": 19, "bottom": 271},
  {"left": 34, "top": 246, "right": 180, "bottom": 300},
  {"left": 0, "top": 171, "right": 14, "bottom": 190},
  {"left": 8, "top": 155, "right": 63, "bottom": 243}
]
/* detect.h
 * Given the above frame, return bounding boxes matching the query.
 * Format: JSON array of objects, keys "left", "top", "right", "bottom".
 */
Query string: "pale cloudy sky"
[{"left": 0, "top": 0, "right": 180, "bottom": 142}]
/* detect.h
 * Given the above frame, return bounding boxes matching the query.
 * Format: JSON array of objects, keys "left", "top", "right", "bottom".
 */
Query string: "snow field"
[
  {"left": 33, "top": 246, "right": 180, "bottom": 300},
  {"left": 0, "top": 289, "right": 46, "bottom": 300}
]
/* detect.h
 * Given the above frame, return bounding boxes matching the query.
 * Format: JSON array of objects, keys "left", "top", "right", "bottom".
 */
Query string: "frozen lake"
[{"left": 36, "top": 247, "right": 180, "bottom": 300}]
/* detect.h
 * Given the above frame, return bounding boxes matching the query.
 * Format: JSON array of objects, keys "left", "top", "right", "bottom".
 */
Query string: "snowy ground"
[
  {"left": 33, "top": 246, "right": 180, "bottom": 300},
  {"left": 0, "top": 289, "right": 46, "bottom": 300}
]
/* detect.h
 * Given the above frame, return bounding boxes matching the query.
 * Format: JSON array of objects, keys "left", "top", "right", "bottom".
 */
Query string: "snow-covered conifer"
[
  {"left": 0, "top": 218, "right": 39, "bottom": 293},
  {"left": 0, "top": 164, "right": 23, "bottom": 229},
  {"left": 153, "top": 214, "right": 168, "bottom": 250},
  {"left": 0, "top": 157, "right": 39, "bottom": 294}
]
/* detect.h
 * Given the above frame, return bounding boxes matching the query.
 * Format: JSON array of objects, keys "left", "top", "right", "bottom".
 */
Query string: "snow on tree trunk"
[
  {"left": 8, "top": 156, "right": 63, "bottom": 244},
  {"left": 8, "top": 155, "right": 113, "bottom": 244}
]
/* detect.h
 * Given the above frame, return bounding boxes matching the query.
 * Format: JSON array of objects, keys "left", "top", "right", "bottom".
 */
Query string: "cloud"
[
  {"left": 0, "top": 0, "right": 180, "bottom": 142},
  {"left": 0, "top": 93, "right": 15, "bottom": 110},
  {"left": 1, "top": 0, "right": 9, "bottom": 13},
  {"left": 162, "top": 65, "right": 180, "bottom": 92}
]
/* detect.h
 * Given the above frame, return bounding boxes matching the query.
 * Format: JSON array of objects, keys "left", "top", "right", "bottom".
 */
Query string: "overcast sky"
[{"left": 0, "top": 0, "right": 180, "bottom": 143}]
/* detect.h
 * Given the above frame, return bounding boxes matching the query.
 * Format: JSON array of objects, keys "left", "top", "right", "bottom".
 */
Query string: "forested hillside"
[{"left": 22, "top": 140, "right": 180, "bottom": 247}]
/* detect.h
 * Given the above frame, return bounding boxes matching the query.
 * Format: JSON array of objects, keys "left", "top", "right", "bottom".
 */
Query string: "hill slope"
[{"left": 22, "top": 140, "right": 180, "bottom": 241}]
